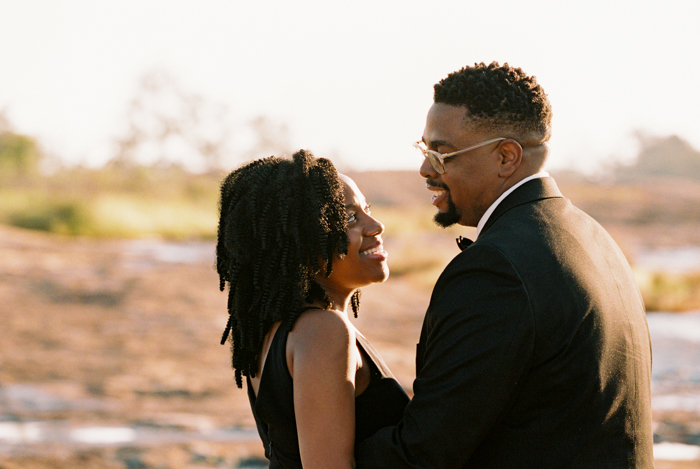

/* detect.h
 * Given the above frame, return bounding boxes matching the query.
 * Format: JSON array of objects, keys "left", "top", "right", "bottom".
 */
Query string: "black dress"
[{"left": 247, "top": 310, "right": 409, "bottom": 469}]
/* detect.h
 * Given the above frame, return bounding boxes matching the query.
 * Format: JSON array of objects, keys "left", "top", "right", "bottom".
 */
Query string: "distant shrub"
[
  {"left": 0, "top": 130, "right": 42, "bottom": 176},
  {"left": 635, "top": 269, "right": 700, "bottom": 312},
  {"left": 8, "top": 200, "right": 94, "bottom": 235}
]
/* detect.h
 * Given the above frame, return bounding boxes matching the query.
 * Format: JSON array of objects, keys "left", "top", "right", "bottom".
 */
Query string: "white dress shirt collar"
[{"left": 475, "top": 172, "right": 549, "bottom": 239}]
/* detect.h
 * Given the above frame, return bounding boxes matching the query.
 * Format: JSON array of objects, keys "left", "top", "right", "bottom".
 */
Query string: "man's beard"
[{"left": 434, "top": 196, "right": 460, "bottom": 227}]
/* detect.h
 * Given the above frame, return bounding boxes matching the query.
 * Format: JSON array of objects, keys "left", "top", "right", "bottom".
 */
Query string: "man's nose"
[{"left": 420, "top": 156, "right": 438, "bottom": 179}]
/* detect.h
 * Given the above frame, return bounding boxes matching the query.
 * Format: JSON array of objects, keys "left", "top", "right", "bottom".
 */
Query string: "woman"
[{"left": 217, "top": 150, "right": 409, "bottom": 468}]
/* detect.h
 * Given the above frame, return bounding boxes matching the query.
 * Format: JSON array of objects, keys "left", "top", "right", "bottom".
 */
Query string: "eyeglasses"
[{"left": 413, "top": 137, "right": 506, "bottom": 174}]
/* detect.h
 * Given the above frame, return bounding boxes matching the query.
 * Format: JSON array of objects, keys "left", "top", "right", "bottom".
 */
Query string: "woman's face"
[{"left": 323, "top": 175, "right": 388, "bottom": 293}]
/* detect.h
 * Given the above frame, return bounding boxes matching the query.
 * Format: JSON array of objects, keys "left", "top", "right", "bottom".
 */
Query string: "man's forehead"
[{"left": 423, "top": 103, "right": 470, "bottom": 143}]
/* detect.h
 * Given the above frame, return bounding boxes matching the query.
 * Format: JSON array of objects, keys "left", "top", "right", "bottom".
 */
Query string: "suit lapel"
[{"left": 481, "top": 177, "right": 563, "bottom": 235}]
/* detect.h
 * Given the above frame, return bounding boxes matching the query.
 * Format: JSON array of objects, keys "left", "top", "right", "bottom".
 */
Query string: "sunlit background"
[
  {"left": 2, "top": 1, "right": 700, "bottom": 468},
  {"left": 2, "top": 0, "right": 699, "bottom": 173}
]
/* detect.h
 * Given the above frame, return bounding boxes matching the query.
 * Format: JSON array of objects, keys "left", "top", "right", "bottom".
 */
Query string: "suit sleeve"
[{"left": 356, "top": 246, "right": 536, "bottom": 468}]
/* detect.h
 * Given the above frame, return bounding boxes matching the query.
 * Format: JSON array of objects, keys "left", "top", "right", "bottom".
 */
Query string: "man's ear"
[{"left": 498, "top": 139, "right": 522, "bottom": 177}]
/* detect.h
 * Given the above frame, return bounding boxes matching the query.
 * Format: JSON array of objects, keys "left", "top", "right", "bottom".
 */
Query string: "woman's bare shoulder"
[
  {"left": 286, "top": 309, "right": 358, "bottom": 378},
  {"left": 290, "top": 308, "right": 355, "bottom": 348}
]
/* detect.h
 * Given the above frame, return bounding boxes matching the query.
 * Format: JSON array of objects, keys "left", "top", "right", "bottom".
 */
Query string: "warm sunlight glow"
[{"left": 1, "top": 0, "right": 699, "bottom": 174}]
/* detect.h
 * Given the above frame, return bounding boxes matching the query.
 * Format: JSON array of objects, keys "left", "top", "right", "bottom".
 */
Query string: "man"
[{"left": 356, "top": 62, "right": 653, "bottom": 468}]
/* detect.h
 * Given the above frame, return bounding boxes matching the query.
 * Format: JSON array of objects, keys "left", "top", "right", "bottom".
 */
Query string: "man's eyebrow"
[{"left": 427, "top": 139, "right": 451, "bottom": 149}]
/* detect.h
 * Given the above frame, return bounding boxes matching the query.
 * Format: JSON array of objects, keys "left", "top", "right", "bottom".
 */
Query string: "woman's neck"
[
  {"left": 326, "top": 297, "right": 350, "bottom": 315},
  {"left": 312, "top": 271, "right": 357, "bottom": 315},
  {"left": 312, "top": 285, "right": 353, "bottom": 315}
]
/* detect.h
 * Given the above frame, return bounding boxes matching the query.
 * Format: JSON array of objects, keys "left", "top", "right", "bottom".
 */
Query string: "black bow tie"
[{"left": 456, "top": 236, "right": 473, "bottom": 250}]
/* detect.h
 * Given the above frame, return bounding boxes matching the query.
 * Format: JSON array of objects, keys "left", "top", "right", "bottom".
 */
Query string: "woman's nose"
[{"left": 365, "top": 216, "right": 384, "bottom": 237}]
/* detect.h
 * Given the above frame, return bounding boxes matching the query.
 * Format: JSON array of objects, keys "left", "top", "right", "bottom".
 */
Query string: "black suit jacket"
[{"left": 356, "top": 177, "right": 653, "bottom": 468}]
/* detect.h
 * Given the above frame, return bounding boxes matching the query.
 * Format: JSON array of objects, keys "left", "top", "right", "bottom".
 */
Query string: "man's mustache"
[{"left": 426, "top": 179, "right": 448, "bottom": 190}]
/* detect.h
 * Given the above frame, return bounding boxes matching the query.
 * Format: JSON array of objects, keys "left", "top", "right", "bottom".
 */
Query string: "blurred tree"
[
  {"left": 111, "top": 69, "right": 233, "bottom": 173},
  {"left": 0, "top": 110, "right": 42, "bottom": 176},
  {"left": 245, "top": 115, "right": 292, "bottom": 160},
  {"left": 111, "top": 69, "right": 298, "bottom": 174}
]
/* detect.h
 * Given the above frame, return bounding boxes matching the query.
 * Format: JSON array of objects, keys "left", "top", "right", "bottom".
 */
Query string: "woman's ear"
[{"left": 498, "top": 139, "right": 523, "bottom": 178}]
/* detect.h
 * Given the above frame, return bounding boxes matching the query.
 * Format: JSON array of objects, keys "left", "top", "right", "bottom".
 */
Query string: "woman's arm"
[{"left": 288, "top": 308, "right": 358, "bottom": 469}]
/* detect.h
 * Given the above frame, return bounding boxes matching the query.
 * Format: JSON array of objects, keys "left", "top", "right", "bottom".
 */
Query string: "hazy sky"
[{"left": 1, "top": 0, "right": 698, "bottom": 173}]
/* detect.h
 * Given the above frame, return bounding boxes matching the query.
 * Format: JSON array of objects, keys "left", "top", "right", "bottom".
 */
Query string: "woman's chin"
[
  {"left": 374, "top": 264, "right": 390, "bottom": 284},
  {"left": 358, "top": 268, "right": 390, "bottom": 288}
]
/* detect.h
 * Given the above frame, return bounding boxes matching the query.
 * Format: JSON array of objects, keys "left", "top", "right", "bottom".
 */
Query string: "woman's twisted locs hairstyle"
[{"left": 217, "top": 149, "right": 359, "bottom": 387}]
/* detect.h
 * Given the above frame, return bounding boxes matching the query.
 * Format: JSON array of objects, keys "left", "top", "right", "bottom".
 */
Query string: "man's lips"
[{"left": 426, "top": 181, "right": 449, "bottom": 207}]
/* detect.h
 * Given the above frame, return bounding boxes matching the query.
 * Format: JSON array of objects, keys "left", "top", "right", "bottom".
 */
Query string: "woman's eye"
[{"left": 347, "top": 211, "right": 357, "bottom": 223}]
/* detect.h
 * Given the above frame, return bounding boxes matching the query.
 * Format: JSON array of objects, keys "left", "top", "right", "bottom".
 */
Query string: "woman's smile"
[{"left": 360, "top": 241, "right": 387, "bottom": 260}]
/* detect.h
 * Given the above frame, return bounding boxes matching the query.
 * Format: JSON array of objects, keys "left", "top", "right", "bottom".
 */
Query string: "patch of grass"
[
  {"left": 0, "top": 190, "right": 96, "bottom": 235},
  {"left": 0, "top": 166, "right": 222, "bottom": 239},
  {"left": 386, "top": 245, "right": 448, "bottom": 289},
  {"left": 371, "top": 206, "right": 460, "bottom": 236},
  {"left": 91, "top": 194, "right": 217, "bottom": 239},
  {"left": 0, "top": 190, "right": 218, "bottom": 239},
  {"left": 9, "top": 201, "right": 92, "bottom": 235},
  {"left": 635, "top": 269, "right": 700, "bottom": 312}
]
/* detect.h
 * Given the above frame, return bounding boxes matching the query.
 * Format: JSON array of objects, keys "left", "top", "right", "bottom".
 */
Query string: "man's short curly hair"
[
  {"left": 434, "top": 62, "right": 552, "bottom": 142},
  {"left": 217, "top": 150, "right": 359, "bottom": 387}
]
